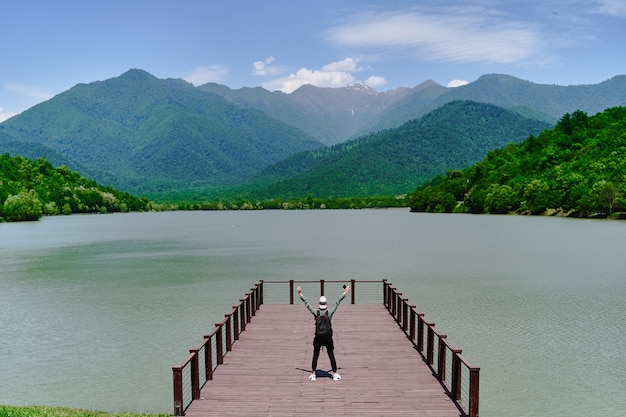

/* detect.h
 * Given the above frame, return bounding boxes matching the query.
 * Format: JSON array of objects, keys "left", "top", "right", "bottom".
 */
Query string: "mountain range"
[
  {"left": 200, "top": 73, "right": 626, "bottom": 145},
  {"left": 1, "top": 69, "right": 624, "bottom": 200}
]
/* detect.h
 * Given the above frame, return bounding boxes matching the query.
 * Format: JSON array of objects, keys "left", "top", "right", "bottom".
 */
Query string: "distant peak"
[
  {"left": 418, "top": 80, "right": 442, "bottom": 87},
  {"left": 347, "top": 83, "right": 377, "bottom": 94},
  {"left": 412, "top": 79, "right": 444, "bottom": 92},
  {"left": 119, "top": 69, "right": 156, "bottom": 81},
  {"left": 475, "top": 73, "right": 526, "bottom": 84}
]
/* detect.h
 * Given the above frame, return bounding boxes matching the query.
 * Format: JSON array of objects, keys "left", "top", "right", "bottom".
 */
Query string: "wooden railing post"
[
  {"left": 383, "top": 280, "right": 389, "bottom": 310},
  {"left": 383, "top": 279, "right": 389, "bottom": 306},
  {"left": 395, "top": 292, "right": 402, "bottom": 324},
  {"left": 232, "top": 307, "right": 239, "bottom": 340},
  {"left": 351, "top": 279, "right": 356, "bottom": 304},
  {"left": 469, "top": 366, "right": 480, "bottom": 417},
  {"left": 395, "top": 292, "right": 400, "bottom": 322},
  {"left": 259, "top": 280, "right": 264, "bottom": 306},
  {"left": 239, "top": 299, "right": 247, "bottom": 331},
  {"left": 250, "top": 290, "right": 256, "bottom": 317},
  {"left": 426, "top": 321, "right": 435, "bottom": 365},
  {"left": 204, "top": 335, "right": 213, "bottom": 381},
  {"left": 225, "top": 315, "right": 232, "bottom": 351},
  {"left": 437, "top": 336, "right": 447, "bottom": 381},
  {"left": 215, "top": 322, "right": 224, "bottom": 364},
  {"left": 409, "top": 306, "right": 416, "bottom": 343},
  {"left": 172, "top": 365, "right": 184, "bottom": 416},
  {"left": 402, "top": 298, "right": 409, "bottom": 332},
  {"left": 320, "top": 279, "right": 325, "bottom": 296},
  {"left": 394, "top": 291, "right": 398, "bottom": 321},
  {"left": 254, "top": 284, "right": 260, "bottom": 311},
  {"left": 189, "top": 349, "right": 200, "bottom": 400},
  {"left": 245, "top": 294, "right": 252, "bottom": 322},
  {"left": 289, "top": 280, "right": 294, "bottom": 304},
  {"left": 450, "top": 349, "right": 462, "bottom": 401},
  {"left": 417, "top": 313, "right": 425, "bottom": 352}
]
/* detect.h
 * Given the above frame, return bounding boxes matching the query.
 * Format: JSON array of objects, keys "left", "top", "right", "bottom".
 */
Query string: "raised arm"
[
  {"left": 297, "top": 286, "right": 317, "bottom": 315},
  {"left": 328, "top": 285, "right": 350, "bottom": 318}
]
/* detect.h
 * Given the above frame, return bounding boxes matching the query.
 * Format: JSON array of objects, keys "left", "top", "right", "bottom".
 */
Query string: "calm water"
[{"left": 1, "top": 210, "right": 625, "bottom": 416}]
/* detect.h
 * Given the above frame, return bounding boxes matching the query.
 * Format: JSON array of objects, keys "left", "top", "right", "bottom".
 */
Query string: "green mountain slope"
[
  {"left": 409, "top": 106, "right": 626, "bottom": 216},
  {"left": 237, "top": 101, "right": 552, "bottom": 199},
  {"left": 0, "top": 69, "right": 323, "bottom": 196}
]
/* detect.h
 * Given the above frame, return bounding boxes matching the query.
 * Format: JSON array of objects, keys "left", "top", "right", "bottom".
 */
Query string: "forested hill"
[
  {"left": 0, "top": 69, "right": 323, "bottom": 196},
  {"left": 409, "top": 107, "right": 626, "bottom": 217},
  {"left": 0, "top": 154, "right": 155, "bottom": 222},
  {"left": 234, "top": 101, "right": 552, "bottom": 199}
]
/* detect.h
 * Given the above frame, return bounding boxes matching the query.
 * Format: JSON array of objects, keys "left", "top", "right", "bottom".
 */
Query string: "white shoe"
[
  {"left": 309, "top": 374, "right": 317, "bottom": 381},
  {"left": 332, "top": 372, "right": 341, "bottom": 381}
]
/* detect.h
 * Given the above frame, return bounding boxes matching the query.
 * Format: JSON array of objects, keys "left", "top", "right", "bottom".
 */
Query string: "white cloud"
[
  {"left": 264, "top": 67, "right": 356, "bottom": 93},
  {"left": 365, "top": 75, "right": 387, "bottom": 88},
  {"left": 327, "top": 8, "right": 542, "bottom": 64},
  {"left": 253, "top": 56, "right": 288, "bottom": 76},
  {"left": 447, "top": 79, "right": 470, "bottom": 88},
  {"left": 182, "top": 65, "right": 228, "bottom": 86},
  {"left": 0, "top": 107, "right": 18, "bottom": 123},
  {"left": 262, "top": 56, "right": 385, "bottom": 93},
  {"left": 321, "top": 57, "right": 365, "bottom": 72}
]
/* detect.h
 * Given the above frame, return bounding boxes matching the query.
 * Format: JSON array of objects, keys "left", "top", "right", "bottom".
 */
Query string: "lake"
[{"left": 1, "top": 210, "right": 624, "bottom": 416}]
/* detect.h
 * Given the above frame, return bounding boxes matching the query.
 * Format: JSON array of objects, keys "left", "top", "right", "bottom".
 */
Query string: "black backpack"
[{"left": 315, "top": 310, "right": 332, "bottom": 338}]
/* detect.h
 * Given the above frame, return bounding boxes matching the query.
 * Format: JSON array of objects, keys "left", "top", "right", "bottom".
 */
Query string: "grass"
[{"left": 0, "top": 406, "right": 169, "bottom": 417}]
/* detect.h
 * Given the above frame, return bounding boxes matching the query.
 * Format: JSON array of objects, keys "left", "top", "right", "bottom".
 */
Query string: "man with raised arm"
[{"left": 297, "top": 284, "right": 351, "bottom": 381}]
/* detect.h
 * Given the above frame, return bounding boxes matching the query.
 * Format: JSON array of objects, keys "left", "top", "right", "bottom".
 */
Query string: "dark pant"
[{"left": 312, "top": 335, "right": 337, "bottom": 373}]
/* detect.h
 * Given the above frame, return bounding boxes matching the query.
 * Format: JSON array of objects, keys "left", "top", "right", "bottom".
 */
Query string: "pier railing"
[
  {"left": 172, "top": 279, "right": 479, "bottom": 417},
  {"left": 171, "top": 281, "right": 263, "bottom": 416},
  {"left": 383, "top": 280, "right": 480, "bottom": 417}
]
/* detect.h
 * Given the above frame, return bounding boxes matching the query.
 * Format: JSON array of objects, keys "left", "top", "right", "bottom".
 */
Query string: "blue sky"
[{"left": 1, "top": 0, "right": 625, "bottom": 122}]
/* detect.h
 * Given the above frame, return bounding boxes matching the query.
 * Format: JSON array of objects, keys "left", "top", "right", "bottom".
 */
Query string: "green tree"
[
  {"left": 43, "top": 201, "right": 60, "bottom": 215},
  {"left": 485, "top": 184, "right": 516, "bottom": 214},
  {"left": 522, "top": 179, "right": 551, "bottom": 214},
  {"left": 3, "top": 190, "right": 43, "bottom": 221},
  {"left": 464, "top": 186, "right": 487, "bottom": 214},
  {"left": 593, "top": 180, "right": 618, "bottom": 214}
]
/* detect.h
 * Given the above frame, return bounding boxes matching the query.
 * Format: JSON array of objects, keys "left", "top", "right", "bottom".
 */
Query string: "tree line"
[
  {"left": 409, "top": 107, "right": 626, "bottom": 217},
  {"left": 0, "top": 154, "right": 157, "bottom": 222}
]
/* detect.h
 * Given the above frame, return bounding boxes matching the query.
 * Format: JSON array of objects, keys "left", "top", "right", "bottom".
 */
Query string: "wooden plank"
[{"left": 183, "top": 304, "right": 462, "bottom": 417}]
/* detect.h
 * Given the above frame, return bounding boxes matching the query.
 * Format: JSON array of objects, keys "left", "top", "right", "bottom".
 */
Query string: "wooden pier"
[{"left": 172, "top": 280, "right": 479, "bottom": 417}]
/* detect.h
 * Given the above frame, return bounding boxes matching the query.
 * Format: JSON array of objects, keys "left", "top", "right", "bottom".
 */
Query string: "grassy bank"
[{"left": 0, "top": 406, "right": 169, "bottom": 417}]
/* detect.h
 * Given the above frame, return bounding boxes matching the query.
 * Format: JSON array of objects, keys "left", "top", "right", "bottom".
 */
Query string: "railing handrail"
[
  {"left": 382, "top": 280, "right": 480, "bottom": 417},
  {"left": 172, "top": 279, "right": 479, "bottom": 417}
]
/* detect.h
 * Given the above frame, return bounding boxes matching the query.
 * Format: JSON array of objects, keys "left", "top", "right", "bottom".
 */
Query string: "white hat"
[{"left": 318, "top": 296, "right": 328, "bottom": 310}]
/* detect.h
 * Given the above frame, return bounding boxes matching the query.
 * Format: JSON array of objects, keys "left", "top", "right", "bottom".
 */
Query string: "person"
[{"left": 297, "top": 284, "right": 351, "bottom": 381}]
